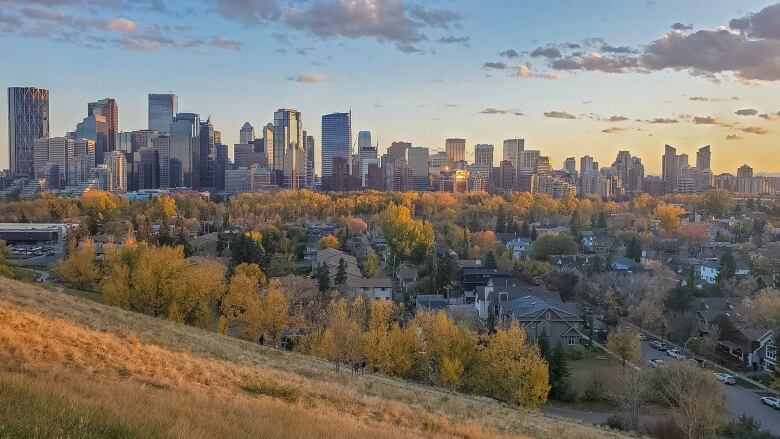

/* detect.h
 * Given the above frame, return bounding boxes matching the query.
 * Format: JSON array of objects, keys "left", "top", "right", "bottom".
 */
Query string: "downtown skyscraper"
[
  {"left": 169, "top": 113, "right": 200, "bottom": 188},
  {"left": 148, "top": 93, "right": 178, "bottom": 133},
  {"left": 273, "top": 108, "right": 305, "bottom": 189},
  {"left": 8, "top": 87, "right": 49, "bottom": 178},
  {"left": 88, "top": 98, "right": 118, "bottom": 154},
  {"left": 321, "top": 112, "right": 352, "bottom": 190}
]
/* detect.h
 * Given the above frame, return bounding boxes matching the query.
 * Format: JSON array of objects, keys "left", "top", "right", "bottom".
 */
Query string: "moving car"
[
  {"left": 760, "top": 397, "right": 780, "bottom": 409},
  {"left": 649, "top": 359, "right": 665, "bottom": 368},
  {"left": 650, "top": 341, "right": 668, "bottom": 351},
  {"left": 714, "top": 373, "right": 736, "bottom": 385},
  {"left": 666, "top": 349, "right": 685, "bottom": 359}
]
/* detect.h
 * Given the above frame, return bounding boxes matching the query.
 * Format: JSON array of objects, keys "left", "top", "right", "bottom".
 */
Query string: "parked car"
[
  {"left": 666, "top": 349, "right": 685, "bottom": 359},
  {"left": 760, "top": 397, "right": 780, "bottom": 409},
  {"left": 649, "top": 359, "right": 665, "bottom": 368},
  {"left": 638, "top": 333, "right": 647, "bottom": 341},
  {"left": 714, "top": 373, "right": 736, "bottom": 385},
  {"left": 650, "top": 341, "right": 668, "bottom": 351}
]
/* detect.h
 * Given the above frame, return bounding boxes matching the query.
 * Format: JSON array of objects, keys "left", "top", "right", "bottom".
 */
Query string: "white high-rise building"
[
  {"left": 104, "top": 150, "right": 127, "bottom": 192},
  {"left": 274, "top": 109, "right": 305, "bottom": 188},
  {"left": 502, "top": 138, "right": 524, "bottom": 172},
  {"left": 34, "top": 137, "right": 73, "bottom": 188},
  {"left": 518, "top": 150, "right": 540, "bottom": 176}
]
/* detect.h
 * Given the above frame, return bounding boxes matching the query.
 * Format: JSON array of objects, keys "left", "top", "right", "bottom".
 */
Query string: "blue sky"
[{"left": 2, "top": 0, "right": 780, "bottom": 174}]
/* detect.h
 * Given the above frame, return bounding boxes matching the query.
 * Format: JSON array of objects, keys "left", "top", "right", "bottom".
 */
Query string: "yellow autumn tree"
[
  {"left": 478, "top": 323, "right": 549, "bottom": 408},
  {"left": 153, "top": 195, "right": 177, "bottom": 221},
  {"left": 363, "top": 300, "right": 396, "bottom": 372},
  {"left": 654, "top": 203, "right": 685, "bottom": 231},
  {"left": 53, "top": 239, "right": 101, "bottom": 290},
  {"left": 258, "top": 279, "right": 291, "bottom": 346},
  {"left": 318, "top": 234, "right": 340, "bottom": 250},
  {"left": 319, "top": 298, "right": 363, "bottom": 370},
  {"left": 410, "top": 310, "right": 477, "bottom": 389}
]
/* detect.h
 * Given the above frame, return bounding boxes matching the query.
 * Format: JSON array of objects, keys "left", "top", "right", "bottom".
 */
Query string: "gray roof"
[{"left": 507, "top": 295, "right": 582, "bottom": 322}]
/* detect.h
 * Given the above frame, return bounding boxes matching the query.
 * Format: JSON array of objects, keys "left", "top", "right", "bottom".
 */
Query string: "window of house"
[
  {"left": 546, "top": 311, "right": 551, "bottom": 320},
  {"left": 499, "top": 292, "right": 508, "bottom": 302},
  {"left": 567, "top": 336, "right": 578, "bottom": 346},
  {"left": 768, "top": 345, "right": 777, "bottom": 360}
]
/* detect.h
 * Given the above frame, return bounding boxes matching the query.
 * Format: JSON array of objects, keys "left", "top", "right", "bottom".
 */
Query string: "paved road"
[{"left": 641, "top": 341, "right": 780, "bottom": 434}]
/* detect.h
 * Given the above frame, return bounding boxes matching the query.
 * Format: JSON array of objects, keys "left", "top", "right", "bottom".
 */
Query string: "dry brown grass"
[{"left": 0, "top": 277, "right": 630, "bottom": 439}]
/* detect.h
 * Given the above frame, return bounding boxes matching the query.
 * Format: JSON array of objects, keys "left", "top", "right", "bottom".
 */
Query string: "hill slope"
[{"left": 0, "top": 278, "right": 627, "bottom": 439}]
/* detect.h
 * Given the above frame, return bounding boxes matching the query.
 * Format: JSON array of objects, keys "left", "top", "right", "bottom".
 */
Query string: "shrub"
[{"left": 241, "top": 382, "right": 301, "bottom": 403}]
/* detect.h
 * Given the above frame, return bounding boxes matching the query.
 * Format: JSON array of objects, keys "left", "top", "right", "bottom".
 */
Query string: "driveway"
[{"left": 641, "top": 341, "right": 780, "bottom": 434}]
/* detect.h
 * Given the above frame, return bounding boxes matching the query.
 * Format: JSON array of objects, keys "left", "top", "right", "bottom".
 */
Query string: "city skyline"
[{"left": 2, "top": 1, "right": 780, "bottom": 174}]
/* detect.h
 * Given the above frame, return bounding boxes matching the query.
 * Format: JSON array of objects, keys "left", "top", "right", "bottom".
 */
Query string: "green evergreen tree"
[
  {"left": 549, "top": 342, "right": 571, "bottom": 400},
  {"left": 485, "top": 251, "right": 497, "bottom": 269},
  {"left": 315, "top": 263, "right": 331, "bottom": 293},
  {"left": 569, "top": 211, "right": 581, "bottom": 237},
  {"left": 718, "top": 252, "right": 737, "bottom": 282},
  {"left": 530, "top": 226, "right": 538, "bottom": 242},
  {"left": 335, "top": 257, "right": 348, "bottom": 285},
  {"left": 597, "top": 211, "right": 608, "bottom": 229},
  {"left": 520, "top": 221, "right": 531, "bottom": 237},
  {"left": 626, "top": 237, "right": 642, "bottom": 262},
  {"left": 495, "top": 205, "right": 507, "bottom": 233},
  {"left": 537, "top": 333, "right": 551, "bottom": 362}
]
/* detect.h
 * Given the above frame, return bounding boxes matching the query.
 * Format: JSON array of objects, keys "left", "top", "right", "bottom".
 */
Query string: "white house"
[
  {"left": 350, "top": 277, "right": 393, "bottom": 301},
  {"left": 506, "top": 237, "right": 532, "bottom": 260}
]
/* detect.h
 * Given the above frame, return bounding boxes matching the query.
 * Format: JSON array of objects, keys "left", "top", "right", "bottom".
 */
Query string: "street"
[{"left": 641, "top": 341, "right": 780, "bottom": 434}]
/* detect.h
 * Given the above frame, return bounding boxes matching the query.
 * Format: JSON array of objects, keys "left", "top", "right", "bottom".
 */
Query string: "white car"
[
  {"left": 649, "top": 359, "right": 665, "bottom": 368},
  {"left": 666, "top": 349, "right": 685, "bottom": 359},
  {"left": 760, "top": 397, "right": 780, "bottom": 409},
  {"left": 714, "top": 373, "right": 736, "bottom": 385}
]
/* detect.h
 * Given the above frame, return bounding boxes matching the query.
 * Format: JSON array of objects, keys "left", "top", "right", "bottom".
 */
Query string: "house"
[
  {"left": 695, "top": 298, "right": 741, "bottom": 333},
  {"left": 580, "top": 231, "right": 615, "bottom": 254},
  {"left": 699, "top": 260, "right": 750, "bottom": 284},
  {"left": 504, "top": 296, "right": 584, "bottom": 348},
  {"left": 397, "top": 263, "right": 419, "bottom": 288},
  {"left": 462, "top": 268, "right": 513, "bottom": 296},
  {"left": 315, "top": 248, "right": 362, "bottom": 285},
  {"left": 611, "top": 257, "right": 646, "bottom": 276},
  {"left": 474, "top": 277, "right": 562, "bottom": 320},
  {"left": 350, "top": 277, "right": 393, "bottom": 301},
  {"left": 506, "top": 237, "right": 532, "bottom": 260},
  {"left": 457, "top": 259, "right": 482, "bottom": 270},
  {"left": 415, "top": 294, "right": 448, "bottom": 310},
  {"left": 757, "top": 274, "right": 778, "bottom": 289},
  {"left": 548, "top": 254, "right": 594, "bottom": 272}
]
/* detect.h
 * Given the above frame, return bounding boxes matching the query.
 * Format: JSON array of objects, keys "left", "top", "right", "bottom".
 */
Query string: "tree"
[
  {"left": 318, "top": 234, "right": 340, "bottom": 250},
  {"left": 606, "top": 324, "right": 641, "bottom": 369},
  {"left": 718, "top": 252, "right": 737, "bottom": 282},
  {"left": 529, "top": 234, "right": 578, "bottom": 261},
  {"left": 520, "top": 221, "right": 531, "bottom": 238},
  {"left": 230, "top": 231, "right": 265, "bottom": 267},
  {"left": 484, "top": 251, "right": 497, "bottom": 269},
  {"left": 703, "top": 191, "right": 733, "bottom": 216},
  {"left": 548, "top": 342, "right": 570, "bottom": 400},
  {"left": 597, "top": 211, "right": 608, "bottom": 229},
  {"left": 530, "top": 225, "right": 538, "bottom": 241},
  {"left": 0, "top": 240, "right": 16, "bottom": 279},
  {"left": 152, "top": 195, "right": 177, "bottom": 222},
  {"left": 654, "top": 204, "right": 685, "bottom": 231},
  {"left": 379, "top": 204, "right": 435, "bottom": 267},
  {"left": 569, "top": 211, "right": 582, "bottom": 237},
  {"left": 626, "top": 236, "right": 642, "bottom": 263},
  {"left": 53, "top": 239, "right": 101, "bottom": 290},
  {"left": 609, "top": 370, "right": 652, "bottom": 432},
  {"left": 495, "top": 205, "right": 507, "bottom": 233},
  {"left": 319, "top": 298, "right": 362, "bottom": 370},
  {"left": 477, "top": 322, "right": 550, "bottom": 408},
  {"left": 654, "top": 362, "right": 727, "bottom": 439},
  {"left": 315, "top": 263, "right": 331, "bottom": 293},
  {"left": 361, "top": 249, "right": 380, "bottom": 278},
  {"left": 335, "top": 257, "right": 348, "bottom": 286}
]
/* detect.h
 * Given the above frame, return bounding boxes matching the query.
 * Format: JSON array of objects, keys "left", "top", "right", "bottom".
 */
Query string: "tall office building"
[
  {"left": 104, "top": 150, "right": 126, "bottom": 192},
  {"left": 321, "top": 112, "right": 352, "bottom": 189},
  {"left": 88, "top": 98, "right": 118, "bottom": 154},
  {"left": 502, "top": 138, "right": 524, "bottom": 175},
  {"left": 240, "top": 122, "right": 255, "bottom": 144},
  {"left": 662, "top": 144, "right": 678, "bottom": 194},
  {"left": 261, "top": 123, "right": 274, "bottom": 168},
  {"left": 388, "top": 141, "right": 411, "bottom": 161},
  {"left": 199, "top": 118, "right": 215, "bottom": 188},
  {"left": 564, "top": 157, "right": 576, "bottom": 174},
  {"left": 358, "top": 131, "right": 372, "bottom": 150},
  {"left": 75, "top": 113, "right": 108, "bottom": 166},
  {"left": 359, "top": 144, "right": 378, "bottom": 187},
  {"left": 274, "top": 109, "right": 305, "bottom": 188},
  {"left": 445, "top": 138, "right": 466, "bottom": 168},
  {"left": 474, "top": 144, "right": 494, "bottom": 166},
  {"left": 306, "top": 134, "right": 315, "bottom": 188},
  {"left": 407, "top": 147, "right": 430, "bottom": 192},
  {"left": 518, "top": 150, "right": 540, "bottom": 176},
  {"left": 534, "top": 156, "right": 551, "bottom": 176},
  {"left": 170, "top": 113, "right": 200, "bottom": 188},
  {"left": 148, "top": 93, "right": 178, "bottom": 133},
  {"left": 8, "top": 87, "right": 49, "bottom": 178},
  {"left": 214, "top": 143, "right": 227, "bottom": 191},
  {"left": 33, "top": 137, "right": 72, "bottom": 188},
  {"left": 151, "top": 134, "right": 171, "bottom": 188},
  {"left": 696, "top": 145, "right": 711, "bottom": 171}
]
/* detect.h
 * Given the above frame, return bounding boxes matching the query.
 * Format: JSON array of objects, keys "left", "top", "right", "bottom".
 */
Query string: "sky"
[{"left": 2, "top": 0, "right": 780, "bottom": 175}]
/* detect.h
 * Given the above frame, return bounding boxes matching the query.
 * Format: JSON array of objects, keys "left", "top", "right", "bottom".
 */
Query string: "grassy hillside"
[{"left": 0, "top": 278, "right": 628, "bottom": 439}]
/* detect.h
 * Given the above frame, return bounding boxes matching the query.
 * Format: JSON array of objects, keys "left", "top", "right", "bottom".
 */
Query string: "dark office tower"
[
  {"left": 75, "top": 113, "right": 108, "bottom": 166},
  {"left": 696, "top": 145, "right": 711, "bottom": 171},
  {"left": 151, "top": 134, "right": 171, "bottom": 188},
  {"left": 8, "top": 87, "right": 49, "bottom": 178},
  {"left": 148, "top": 93, "right": 178, "bottom": 133},
  {"left": 199, "top": 118, "right": 215, "bottom": 188},
  {"left": 388, "top": 141, "right": 411, "bottom": 161},
  {"left": 662, "top": 144, "right": 678, "bottom": 194},
  {"left": 214, "top": 143, "right": 227, "bottom": 191},
  {"left": 170, "top": 113, "right": 200, "bottom": 188},
  {"left": 88, "top": 98, "right": 118, "bottom": 153},
  {"left": 306, "top": 134, "right": 315, "bottom": 188},
  {"left": 321, "top": 112, "right": 352, "bottom": 190}
]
